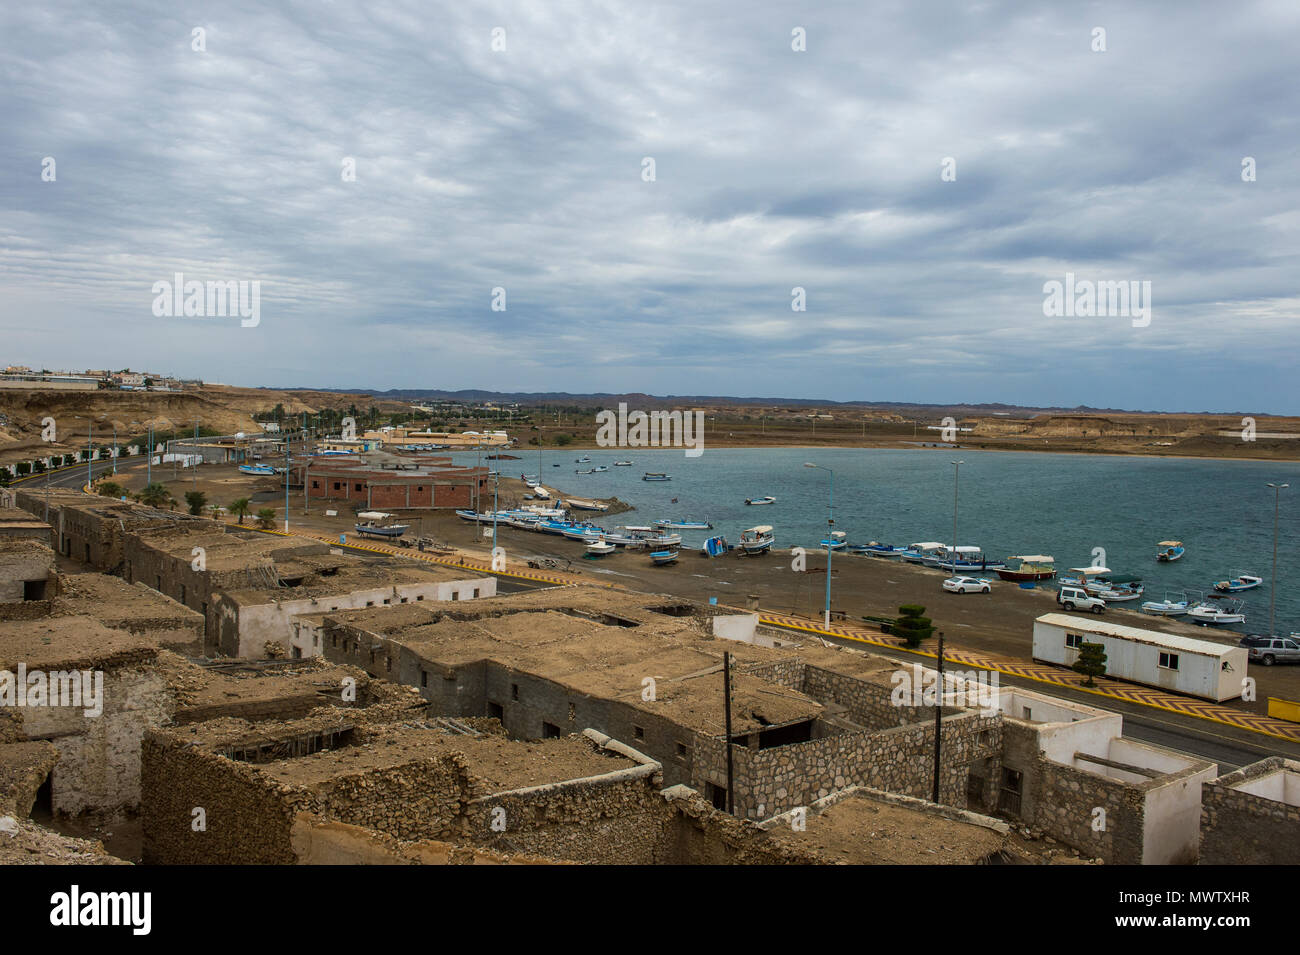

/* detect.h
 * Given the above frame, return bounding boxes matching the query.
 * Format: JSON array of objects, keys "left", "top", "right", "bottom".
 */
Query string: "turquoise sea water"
[{"left": 455, "top": 447, "right": 1300, "bottom": 634}]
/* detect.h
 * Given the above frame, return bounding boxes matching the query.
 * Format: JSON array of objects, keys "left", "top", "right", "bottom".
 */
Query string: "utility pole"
[
  {"left": 193, "top": 420, "right": 199, "bottom": 494},
  {"left": 933, "top": 631, "right": 945, "bottom": 804},
  {"left": 950, "top": 460, "right": 964, "bottom": 573},
  {"left": 1267, "top": 483, "right": 1289, "bottom": 637},
  {"left": 723, "top": 651, "right": 735, "bottom": 815},
  {"left": 284, "top": 434, "right": 290, "bottom": 533}
]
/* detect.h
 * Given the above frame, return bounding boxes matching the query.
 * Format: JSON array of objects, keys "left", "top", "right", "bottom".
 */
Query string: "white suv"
[{"left": 1058, "top": 586, "right": 1106, "bottom": 613}]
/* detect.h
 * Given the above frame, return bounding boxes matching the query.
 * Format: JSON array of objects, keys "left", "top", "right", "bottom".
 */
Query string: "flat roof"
[{"left": 1035, "top": 613, "right": 1242, "bottom": 658}]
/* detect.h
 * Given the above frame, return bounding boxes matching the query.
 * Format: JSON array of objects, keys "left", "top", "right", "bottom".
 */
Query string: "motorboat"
[
  {"left": 1156, "top": 540, "right": 1185, "bottom": 562},
  {"left": 739, "top": 525, "right": 775, "bottom": 555},
  {"left": 650, "top": 549, "right": 679, "bottom": 566},
  {"left": 613, "top": 461, "right": 633, "bottom": 466},
  {"left": 744, "top": 496, "right": 776, "bottom": 505},
  {"left": 605, "top": 526, "right": 681, "bottom": 548},
  {"left": 565, "top": 498, "right": 610, "bottom": 512},
  {"left": 654, "top": 519, "right": 712, "bottom": 530},
  {"left": 1188, "top": 598, "right": 1246, "bottom": 626},
  {"left": 560, "top": 523, "right": 606, "bottom": 541},
  {"left": 996, "top": 555, "right": 1057, "bottom": 582},
  {"left": 1087, "top": 574, "right": 1145, "bottom": 602},
  {"left": 353, "top": 511, "right": 410, "bottom": 539},
  {"left": 585, "top": 539, "right": 617, "bottom": 556},
  {"left": 642, "top": 472, "right": 671, "bottom": 481},
  {"left": 849, "top": 541, "right": 907, "bottom": 558},
  {"left": 933, "top": 546, "right": 1006, "bottom": 574},
  {"left": 238, "top": 464, "right": 277, "bottom": 476},
  {"left": 818, "top": 531, "right": 848, "bottom": 550},
  {"left": 1214, "top": 574, "right": 1262, "bottom": 593},
  {"left": 575, "top": 456, "right": 591, "bottom": 463},
  {"left": 901, "top": 542, "right": 947, "bottom": 564},
  {"left": 1141, "top": 594, "right": 1190, "bottom": 616}
]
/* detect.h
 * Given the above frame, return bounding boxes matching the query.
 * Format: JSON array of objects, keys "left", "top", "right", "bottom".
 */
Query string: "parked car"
[
  {"left": 1239, "top": 634, "right": 1300, "bottom": 666},
  {"left": 943, "top": 576, "right": 992, "bottom": 594},
  {"left": 1058, "top": 586, "right": 1106, "bottom": 613}
]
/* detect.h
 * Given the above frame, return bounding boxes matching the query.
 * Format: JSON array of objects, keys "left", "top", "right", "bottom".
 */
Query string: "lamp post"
[
  {"left": 284, "top": 433, "right": 291, "bottom": 533},
  {"left": 492, "top": 470, "right": 500, "bottom": 554},
  {"left": 950, "top": 460, "right": 964, "bottom": 574},
  {"left": 804, "top": 462, "right": 834, "bottom": 627},
  {"left": 1267, "top": 483, "right": 1289, "bottom": 638}
]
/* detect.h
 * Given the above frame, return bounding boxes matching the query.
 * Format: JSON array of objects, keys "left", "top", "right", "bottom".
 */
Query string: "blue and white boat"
[
  {"left": 1156, "top": 540, "right": 1185, "bottom": 562},
  {"left": 354, "top": 511, "right": 410, "bottom": 539},
  {"left": 932, "top": 546, "right": 1006, "bottom": 574},
  {"left": 642, "top": 472, "right": 671, "bottom": 481},
  {"left": 701, "top": 535, "right": 729, "bottom": 557},
  {"left": 239, "top": 464, "right": 276, "bottom": 476},
  {"left": 901, "top": 542, "right": 947, "bottom": 564},
  {"left": 852, "top": 541, "right": 907, "bottom": 558},
  {"left": 654, "top": 519, "right": 712, "bottom": 530},
  {"left": 818, "top": 531, "right": 847, "bottom": 550},
  {"left": 739, "top": 525, "right": 775, "bottom": 555},
  {"left": 650, "top": 549, "right": 679, "bottom": 565}
]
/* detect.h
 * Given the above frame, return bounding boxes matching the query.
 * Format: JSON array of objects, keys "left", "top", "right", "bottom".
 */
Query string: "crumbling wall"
[
  {"left": 313, "top": 755, "right": 474, "bottom": 841},
  {"left": 1033, "top": 754, "right": 1144, "bottom": 864},
  {"left": 1200, "top": 759, "right": 1300, "bottom": 865},
  {"left": 691, "top": 711, "right": 1001, "bottom": 820},
  {"left": 0, "top": 740, "right": 59, "bottom": 816}
]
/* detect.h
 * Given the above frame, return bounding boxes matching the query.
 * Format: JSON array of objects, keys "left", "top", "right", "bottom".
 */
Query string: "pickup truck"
[{"left": 1058, "top": 586, "right": 1106, "bottom": 613}]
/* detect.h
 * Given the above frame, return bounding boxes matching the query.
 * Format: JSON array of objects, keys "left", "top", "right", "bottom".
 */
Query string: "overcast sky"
[{"left": 2, "top": 1, "right": 1298, "bottom": 412}]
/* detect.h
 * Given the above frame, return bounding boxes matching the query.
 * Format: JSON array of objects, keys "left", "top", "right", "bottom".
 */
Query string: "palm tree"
[
  {"left": 140, "top": 483, "right": 171, "bottom": 508},
  {"left": 229, "top": 498, "right": 251, "bottom": 525},
  {"left": 255, "top": 507, "right": 276, "bottom": 529}
]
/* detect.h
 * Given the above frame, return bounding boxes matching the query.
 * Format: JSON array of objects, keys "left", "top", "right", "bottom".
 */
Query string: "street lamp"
[
  {"left": 804, "top": 462, "right": 834, "bottom": 627},
  {"left": 1267, "top": 483, "right": 1289, "bottom": 638},
  {"left": 949, "top": 461, "right": 964, "bottom": 575}
]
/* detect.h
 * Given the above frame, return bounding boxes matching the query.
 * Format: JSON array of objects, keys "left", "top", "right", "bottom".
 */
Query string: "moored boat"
[
  {"left": 1187, "top": 598, "right": 1246, "bottom": 625},
  {"left": 613, "top": 461, "right": 633, "bottom": 466},
  {"left": 1156, "top": 540, "right": 1185, "bottom": 562},
  {"left": 850, "top": 541, "right": 907, "bottom": 558},
  {"left": 744, "top": 496, "right": 776, "bottom": 505},
  {"left": 1214, "top": 573, "right": 1262, "bottom": 593},
  {"left": 933, "top": 546, "right": 1006, "bottom": 573},
  {"left": 642, "top": 472, "right": 671, "bottom": 481},
  {"left": 901, "top": 542, "right": 947, "bottom": 564},
  {"left": 818, "top": 531, "right": 847, "bottom": 550},
  {"left": 1141, "top": 593, "right": 1191, "bottom": 616},
  {"left": 996, "top": 555, "right": 1056, "bottom": 582},
  {"left": 654, "top": 519, "right": 712, "bottom": 530},
  {"left": 566, "top": 498, "right": 610, "bottom": 512}
]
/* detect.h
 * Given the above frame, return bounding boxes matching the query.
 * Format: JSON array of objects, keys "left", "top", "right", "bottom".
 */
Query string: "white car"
[{"left": 943, "top": 576, "right": 992, "bottom": 594}]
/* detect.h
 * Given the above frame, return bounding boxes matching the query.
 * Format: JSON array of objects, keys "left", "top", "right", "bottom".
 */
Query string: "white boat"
[
  {"left": 1214, "top": 574, "right": 1262, "bottom": 593},
  {"left": 585, "top": 539, "right": 617, "bottom": 556},
  {"left": 642, "top": 472, "right": 671, "bottom": 481},
  {"left": 1141, "top": 594, "right": 1190, "bottom": 616},
  {"left": 354, "top": 511, "right": 410, "bottom": 539},
  {"left": 818, "top": 531, "right": 847, "bottom": 550},
  {"left": 654, "top": 519, "right": 712, "bottom": 530},
  {"left": 650, "top": 549, "right": 679, "bottom": 566},
  {"left": 1187, "top": 598, "right": 1246, "bottom": 626},
  {"left": 238, "top": 463, "right": 277, "bottom": 476},
  {"left": 901, "top": 542, "right": 947, "bottom": 564},
  {"left": 566, "top": 498, "right": 610, "bottom": 512},
  {"left": 561, "top": 524, "right": 606, "bottom": 541},
  {"left": 739, "top": 525, "right": 775, "bottom": 555},
  {"left": 613, "top": 461, "right": 633, "bottom": 466},
  {"left": 932, "top": 545, "right": 1005, "bottom": 573},
  {"left": 744, "top": 496, "right": 776, "bottom": 505},
  {"left": 848, "top": 541, "right": 907, "bottom": 558},
  {"left": 605, "top": 526, "right": 680, "bottom": 548},
  {"left": 575, "top": 456, "right": 591, "bottom": 463}
]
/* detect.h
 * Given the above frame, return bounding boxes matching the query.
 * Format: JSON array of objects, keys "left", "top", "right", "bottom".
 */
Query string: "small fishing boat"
[
  {"left": 605, "top": 526, "right": 681, "bottom": 548},
  {"left": 933, "top": 546, "right": 1006, "bottom": 573},
  {"left": 851, "top": 541, "right": 907, "bottom": 558},
  {"left": 1188, "top": 598, "right": 1246, "bottom": 626},
  {"left": 1087, "top": 574, "right": 1145, "bottom": 602},
  {"left": 650, "top": 549, "right": 679, "bottom": 566},
  {"left": 901, "top": 542, "right": 947, "bottom": 564},
  {"left": 575, "top": 456, "right": 591, "bottom": 463},
  {"left": 576, "top": 469, "right": 594, "bottom": 475},
  {"left": 996, "top": 555, "right": 1057, "bottom": 582},
  {"left": 613, "top": 461, "right": 633, "bottom": 466},
  {"left": 654, "top": 519, "right": 713, "bottom": 530},
  {"left": 238, "top": 464, "right": 277, "bottom": 476},
  {"left": 354, "top": 511, "right": 410, "bottom": 539},
  {"left": 1141, "top": 593, "right": 1191, "bottom": 616},
  {"left": 585, "top": 539, "right": 617, "bottom": 556},
  {"left": 566, "top": 498, "right": 610, "bottom": 512},
  {"left": 818, "top": 531, "right": 848, "bottom": 550},
  {"left": 643, "top": 472, "right": 671, "bottom": 481},
  {"left": 1214, "top": 573, "right": 1262, "bottom": 593},
  {"left": 701, "top": 535, "right": 729, "bottom": 557},
  {"left": 590, "top": 465, "right": 609, "bottom": 473},
  {"left": 739, "top": 525, "right": 775, "bottom": 555},
  {"left": 745, "top": 496, "right": 776, "bottom": 505},
  {"left": 1156, "top": 540, "right": 1185, "bottom": 562},
  {"left": 560, "top": 523, "right": 606, "bottom": 541}
]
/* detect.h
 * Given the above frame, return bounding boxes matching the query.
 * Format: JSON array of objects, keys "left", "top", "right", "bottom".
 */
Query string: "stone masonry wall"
[
  {"left": 1200, "top": 758, "right": 1300, "bottom": 865},
  {"left": 1033, "top": 754, "right": 1144, "bottom": 864}
]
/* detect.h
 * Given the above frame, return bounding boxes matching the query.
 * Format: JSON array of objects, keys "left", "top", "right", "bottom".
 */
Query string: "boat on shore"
[
  {"left": 933, "top": 546, "right": 1006, "bottom": 573},
  {"left": 818, "top": 531, "right": 847, "bottom": 550},
  {"left": 701, "top": 535, "right": 729, "bottom": 557},
  {"left": 996, "top": 555, "right": 1056, "bottom": 582},
  {"left": 901, "top": 542, "right": 947, "bottom": 564},
  {"left": 565, "top": 498, "right": 610, "bottom": 512},
  {"left": 650, "top": 549, "right": 679, "bottom": 566},
  {"left": 1156, "top": 540, "right": 1185, "bottom": 562},
  {"left": 642, "top": 472, "right": 671, "bottom": 481},
  {"left": 239, "top": 464, "right": 277, "bottom": 476},
  {"left": 605, "top": 526, "right": 681, "bottom": 548},
  {"left": 739, "top": 525, "right": 775, "bottom": 555},
  {"left": 354, "top": 511, "right": 410, "bottom": 539},
  {"left": 848, "top": 541, "right": 907, "bottom": 558},
  {"left": 744, "top": 496, "right": 776, "bottom": 505},
  {"left": 1214, "top": 573, "right": 1262, "bottom": 593},
  {"left": 586, "top": 539, "right": 616, "bottom": 556}
]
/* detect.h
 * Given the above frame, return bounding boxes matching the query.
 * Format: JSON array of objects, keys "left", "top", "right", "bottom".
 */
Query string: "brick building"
[{"left": 303, "top": 454, "right": 486, "bottom": 510}]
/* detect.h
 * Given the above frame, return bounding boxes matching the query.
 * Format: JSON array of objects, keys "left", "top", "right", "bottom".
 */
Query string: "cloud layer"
[{"left": 2, "top": 0, "right": 1298, "bottom": 411}]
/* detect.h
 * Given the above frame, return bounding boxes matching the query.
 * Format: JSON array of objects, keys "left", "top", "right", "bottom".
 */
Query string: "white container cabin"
[{"left": 1032, "top": 612, "right": 1248, "bottom": 702}]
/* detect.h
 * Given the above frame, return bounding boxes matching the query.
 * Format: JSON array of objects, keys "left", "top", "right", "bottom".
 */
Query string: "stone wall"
[
  {"left": 1033, "top": 754, "right": 1144, "bottom": 864},
  {"left": 691, "top": 710, "right": 1002, "bottom": 820},
  {"left": 1200, "top": 758, "right": 1300, "bottom": 865}
]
